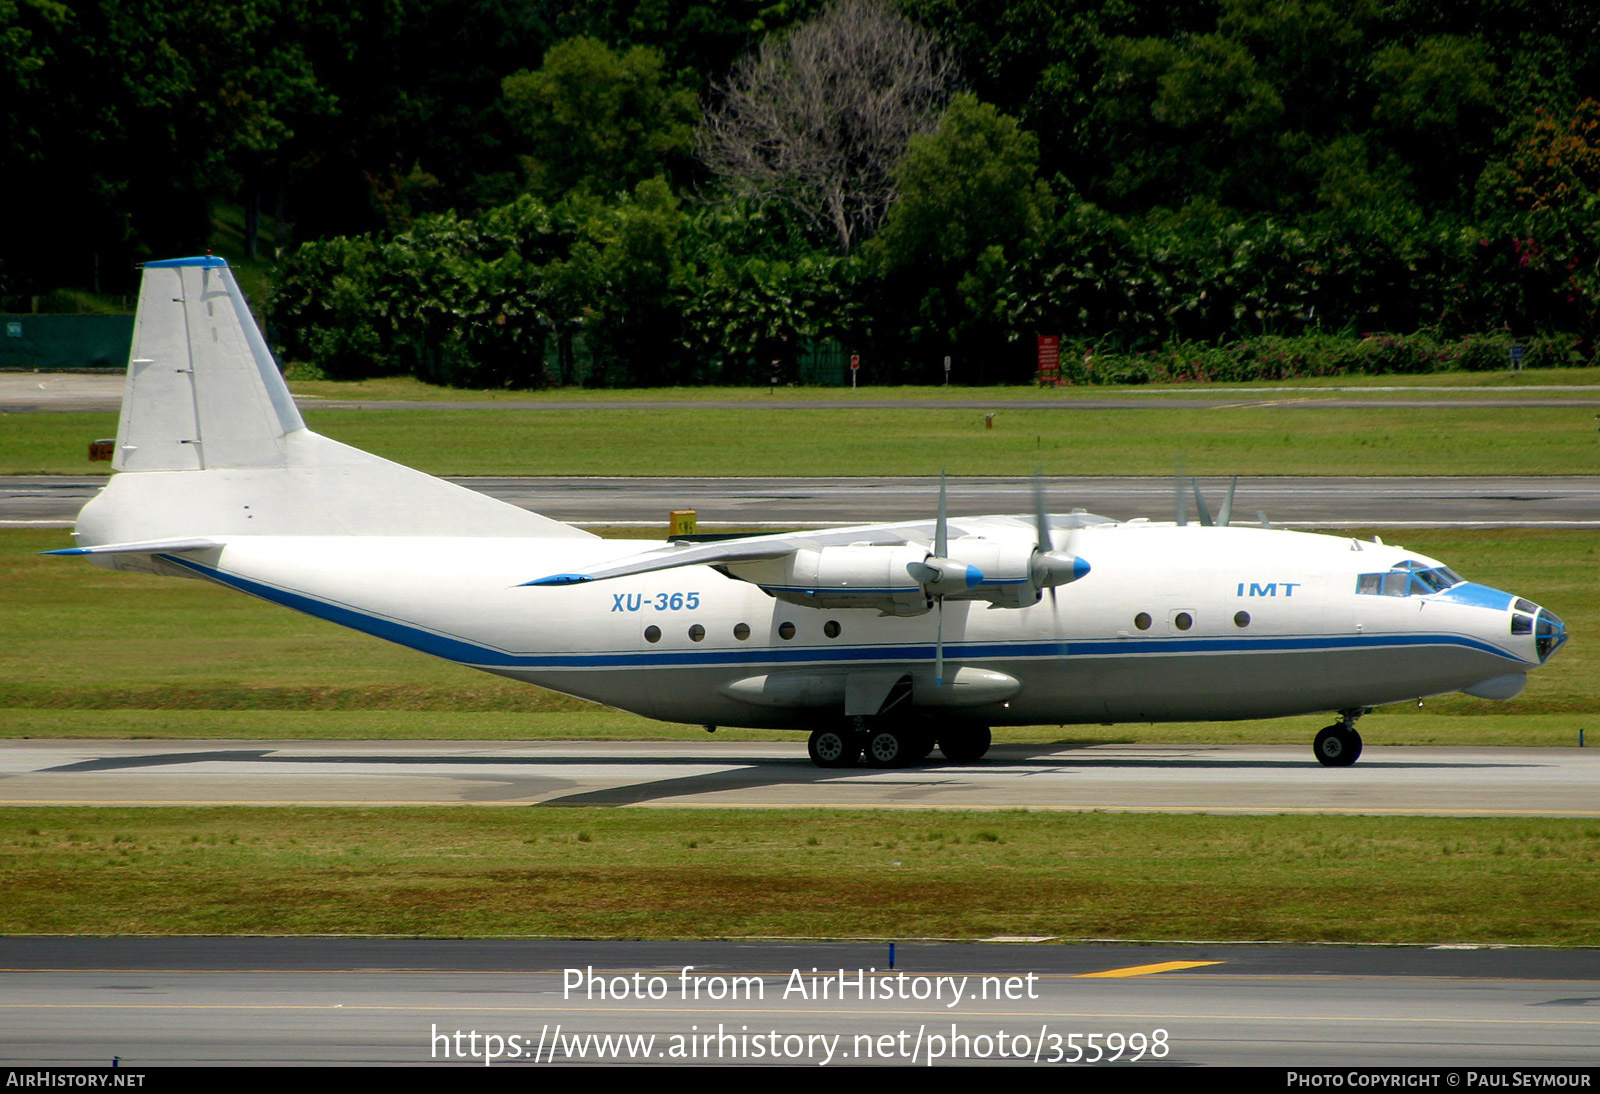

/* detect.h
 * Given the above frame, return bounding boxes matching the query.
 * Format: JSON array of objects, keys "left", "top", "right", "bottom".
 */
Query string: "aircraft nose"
[
  {"left": 1534, "top": 608, "right": 1568, "bottom": 663},
  {"left": 1511, "top": 594, "right": 1568, "bottom": 663}
]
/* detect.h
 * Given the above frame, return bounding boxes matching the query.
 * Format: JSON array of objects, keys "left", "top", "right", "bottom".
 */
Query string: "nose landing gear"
[{"left": 1313, "top": 710, "right": 1364, "bottom": 767}]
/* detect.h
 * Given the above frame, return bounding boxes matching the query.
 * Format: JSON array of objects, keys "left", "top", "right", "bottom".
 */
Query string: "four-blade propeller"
[{"left": 912, "top": 471, "right": 1088, "bottom": 685}]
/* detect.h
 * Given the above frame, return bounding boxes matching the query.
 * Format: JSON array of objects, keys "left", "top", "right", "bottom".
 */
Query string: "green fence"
[
  {"left": 0, "top": 314, "right": 134, "bottom": 370},
  {"left": 797, "top": 340, "right": 848, "bottom": 385}
]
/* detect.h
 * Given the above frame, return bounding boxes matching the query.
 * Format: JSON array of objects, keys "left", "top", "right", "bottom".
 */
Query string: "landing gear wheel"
[
  {"left": 1313, "top": 724, "right": 1362, "bottom": 767},
  {"left": 938, "top": 726, "right": 992, "bottom": 763},
  {"left": 864, "top": 728, "right": 909, "bottom": 768},
  {"left": 807, "top": 728, "right": 860, "bottom": 768}
]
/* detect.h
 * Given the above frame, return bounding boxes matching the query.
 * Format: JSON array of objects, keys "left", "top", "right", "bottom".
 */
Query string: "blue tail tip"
[
  {"left": 522, "top": 573, "right": 592, "bottom": 587},
  {"left": 144, "top": 255, "right": 229, "bottom": 269}
]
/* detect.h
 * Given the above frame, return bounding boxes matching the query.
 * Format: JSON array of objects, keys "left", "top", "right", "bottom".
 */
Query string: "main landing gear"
[
  {"left": 1313, "top": 710, "right": 1363, "bottom": 767},
  {"left": 805, "top": 722, "right": 990, "bottom": 769},
  {"left": 806, "top": 727, "right": 861, "bottom": 768}
]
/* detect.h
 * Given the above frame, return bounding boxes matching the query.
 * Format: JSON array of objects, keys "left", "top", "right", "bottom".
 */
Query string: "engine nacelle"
[
  {"left": 727, "top": 545, "right": 932, "bottom": 616},
  {"left": 938, "top": 539, "right": 1042, "bottom": 608}
]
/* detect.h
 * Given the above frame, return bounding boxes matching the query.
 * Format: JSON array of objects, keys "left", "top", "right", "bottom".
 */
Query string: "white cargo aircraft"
[{"left": 56, "top": 257, "right": 1568, "bottom": 768}]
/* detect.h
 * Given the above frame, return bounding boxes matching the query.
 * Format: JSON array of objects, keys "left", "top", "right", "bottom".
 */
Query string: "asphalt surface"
[
  {"left": 7, "top": 474, "right": 1600, "bottom": 527},
  {"left": 6, "top": 370, "right": 1600, "bottom": 412},
  {"left": 4, "top": 741, "right": 1596, "bottom": 817},
  {"left": 2, "top": 938, "right": 1597, "bottom": 1067}
]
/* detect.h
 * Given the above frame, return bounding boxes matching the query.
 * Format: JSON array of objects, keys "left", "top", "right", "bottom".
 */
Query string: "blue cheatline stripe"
[
  {"left": 143, "top": 255, "right": 228, "bottom": 269},
  {"left": 160, "top": 554, "right": 530, "bottom": 667},
  {"left": 160, "top": 555, "right": 1533, "bottom": 672}
]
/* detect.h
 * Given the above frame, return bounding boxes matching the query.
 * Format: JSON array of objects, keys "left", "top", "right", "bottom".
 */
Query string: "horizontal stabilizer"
[{"left": 43, "top": 538, "right": 219, "bottom": 557}]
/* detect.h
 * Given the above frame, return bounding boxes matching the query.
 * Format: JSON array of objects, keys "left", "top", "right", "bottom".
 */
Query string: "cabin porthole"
[
  {"left": 1134, "top": 612, "right": 1152, "bottom": 631},
  {"left": 644, "top": 625, "right": 661, "bottom": 643}
]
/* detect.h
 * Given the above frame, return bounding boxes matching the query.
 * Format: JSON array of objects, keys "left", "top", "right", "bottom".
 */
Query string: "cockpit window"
[
  {"left": 1536, "top": 611, "right": 1567, "bottom": 662},
  {"left": 1356, "top": 564, "right": 1465, "bottom": 597},
  {"left": 1414, "top": 569, "right": 1453, "bottom": 592}
]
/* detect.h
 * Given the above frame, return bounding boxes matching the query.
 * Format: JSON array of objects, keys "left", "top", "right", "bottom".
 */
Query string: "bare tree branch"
[{"left": 698, "top": 0, "right": 957, "bottom": 252}]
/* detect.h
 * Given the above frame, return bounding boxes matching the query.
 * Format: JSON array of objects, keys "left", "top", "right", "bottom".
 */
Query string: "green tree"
[
  {"left": 878, "top": 94, "right": 1052, "bottom": 271},
  {"left": 872, "top": 94, "right": 1052, "bottom": 381},
  {"left": 1370, "top": 34, "right": 1499, "bottom": 209},
  {"left": 679, "top": 201, "right": 864, "bottom": 382},
  {"left": 547, "top": 178, "right": 689, "bottom": 384},
  {"left": 503, "top": 36, "right": 699, "bottom": 201},
  {"left": 1471, "top": 100, "right": 1600, "bottom": 338}
]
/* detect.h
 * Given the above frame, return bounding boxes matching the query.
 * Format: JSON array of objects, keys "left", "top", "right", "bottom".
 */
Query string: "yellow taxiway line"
[{"left": 1076, "top": 961, "right": 1225, "bottom": 978}]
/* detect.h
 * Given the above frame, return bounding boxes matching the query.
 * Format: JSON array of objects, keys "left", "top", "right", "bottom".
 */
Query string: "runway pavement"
[
  {"left": 2, "top": 937, "right": 1598, "bottom": 1066},
  {"left": 3, "top": 740, "right": 1596, "bottom": 816},
  {"left": 7, "top": 474, "right": 1600, "bottom": 527},
  {"left": 6, "top": 370, "right": 1600, "bottom": 412}
]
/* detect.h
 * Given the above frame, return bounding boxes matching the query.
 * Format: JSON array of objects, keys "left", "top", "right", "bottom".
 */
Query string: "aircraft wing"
[
  {"left": 520, "top": 523, "right": 934, "bottom": 586},
  {"left": 521, "top": 512, "right": 1104, "bottom": 614},
  {"left": 522, "top": 537, "right": 802, "bottom": 585}
]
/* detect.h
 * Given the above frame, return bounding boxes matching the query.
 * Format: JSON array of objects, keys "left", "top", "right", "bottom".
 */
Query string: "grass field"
[
  {"left": 2, "top": 807, "right": 1596, "bottom": 943},
  {"left": 282, "top": 369, "right": 1600, "bottom": 402},
  {"left": 6, "top": 404, "right": 1600, "bottom": 476}
]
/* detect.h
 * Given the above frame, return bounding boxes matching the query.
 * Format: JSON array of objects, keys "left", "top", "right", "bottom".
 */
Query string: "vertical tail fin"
[
  {"left": 116, "top": 256, "right": 303, "bottom": 472},
  {"left": 76, "top": 256, "right": 593, "bottom": 544}
]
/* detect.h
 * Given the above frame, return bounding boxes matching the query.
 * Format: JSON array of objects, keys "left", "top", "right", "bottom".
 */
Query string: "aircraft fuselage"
[{"left": 129, "top": 520, "right": 1552, "bottom": 732}]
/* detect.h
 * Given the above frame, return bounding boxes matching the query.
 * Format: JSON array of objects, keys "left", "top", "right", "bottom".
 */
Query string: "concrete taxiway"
[
  {"left": 6, "top": 474, "right": 1600, "bottom": 528},
  {"left": 3, "top": 938, "right": 1598, "bottom": 1067},
  {"left": 2, "top": 740, "right": 1595, "bottom": 817},
  {"left": 5, "top": 370, "right": 1600, "bottom": 412}
]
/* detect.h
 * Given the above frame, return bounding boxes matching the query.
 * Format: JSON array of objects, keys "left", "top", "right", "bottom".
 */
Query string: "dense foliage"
[{"left": 5, "top": 0, "right": 1598, "bottom": 383}]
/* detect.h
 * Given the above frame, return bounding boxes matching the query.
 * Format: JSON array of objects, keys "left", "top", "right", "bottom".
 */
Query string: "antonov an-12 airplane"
[{"left": 56, "top": 257, "right": 1568, "bottom": 768}]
